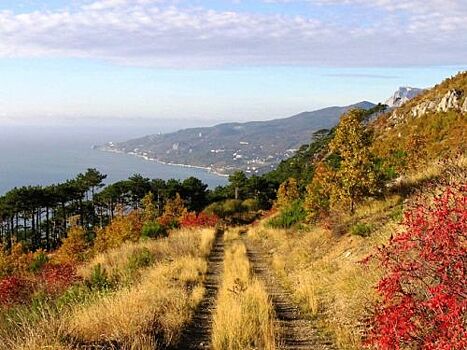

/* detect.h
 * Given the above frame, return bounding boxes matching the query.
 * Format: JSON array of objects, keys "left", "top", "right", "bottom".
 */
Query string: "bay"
[{"left": 0, "top": 124, "right": 227, "bottom": 195}]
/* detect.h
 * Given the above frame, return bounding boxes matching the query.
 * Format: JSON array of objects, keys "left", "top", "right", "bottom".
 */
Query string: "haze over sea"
[{"left": 0, "top": 123, "right": 227, "bottom": 195}]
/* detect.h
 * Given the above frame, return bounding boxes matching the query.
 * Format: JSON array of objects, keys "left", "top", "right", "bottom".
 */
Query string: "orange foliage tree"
[
  {"left": 158, "top": 193, "right": 187, "bottom": 227},
  {"left": 54, "top": 225, "right": 88, "bottom": 263},
  {"left": 94, "top": 209, "right": 143, "bottom": 252}
]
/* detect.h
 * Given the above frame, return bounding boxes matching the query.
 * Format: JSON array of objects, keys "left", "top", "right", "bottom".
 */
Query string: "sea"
[{"left": 0, "top": 123, "right": 227, "bottom": 195}]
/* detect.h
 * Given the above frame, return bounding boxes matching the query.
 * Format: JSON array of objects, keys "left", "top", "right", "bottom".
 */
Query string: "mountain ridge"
[{"left": 97, "top": 101, "right": 376, "bottom": 175}]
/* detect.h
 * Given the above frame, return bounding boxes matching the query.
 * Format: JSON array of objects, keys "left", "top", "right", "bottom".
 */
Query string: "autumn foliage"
[
  {"left": 39, "top": 263, "right": 79, "bottom": 296},
  {"left": 0, "top": 276, "right": 32, "bottom": 307},
  {"left": 94, "top": 210, "right": 143, "bottom": 252},
  {"left": 366, "top": 184, "right": 466, "bottom": 349},
  {"left": 180, "top": 212, "right": 220, "bottom": 228}
]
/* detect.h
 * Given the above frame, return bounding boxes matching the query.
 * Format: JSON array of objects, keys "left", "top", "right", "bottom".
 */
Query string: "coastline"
[{"left": 99, "top": 148, "right": 230, "bottom": 178}]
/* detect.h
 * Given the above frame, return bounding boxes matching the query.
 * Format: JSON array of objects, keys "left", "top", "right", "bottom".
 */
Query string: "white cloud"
[{"left": 0, "top": 0, "right": 465, "bottom": 67}]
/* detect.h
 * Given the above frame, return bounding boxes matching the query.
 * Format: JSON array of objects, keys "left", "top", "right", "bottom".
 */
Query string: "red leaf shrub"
[
  {"left": 39, "top": 263, "right": 79, "bottom": 296},
  {"left": 366, "top": 184, "right": 466, "bottom": 349},
  {"left": 180, "top": 212, "right": 220, "bottom": 228},
  {"left": 0, "top": 276, "right": 33, "bottom": 307}
]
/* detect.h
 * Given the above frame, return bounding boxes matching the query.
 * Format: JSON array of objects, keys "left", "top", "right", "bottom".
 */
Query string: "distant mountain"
[
  {"left": 385, "top": 87, "right": 425, "bottom": 107},
  {"left": 97, "top": 101, "right": 375, "bottom": 175}
]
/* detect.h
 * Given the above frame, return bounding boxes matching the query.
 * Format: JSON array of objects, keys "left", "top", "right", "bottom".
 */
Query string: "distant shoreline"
[{"left": 98, "top": 148, "right": 230, "bottom": 178}]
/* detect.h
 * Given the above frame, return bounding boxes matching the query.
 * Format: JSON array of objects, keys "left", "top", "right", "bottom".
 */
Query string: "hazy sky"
[{"left": 0, "top": 0, "right": 466, "bottom": 125}]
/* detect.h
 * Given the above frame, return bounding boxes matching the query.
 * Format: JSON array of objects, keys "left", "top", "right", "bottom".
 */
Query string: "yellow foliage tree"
[
  {"left": 8, "top": 243, "right": 34, "bottom": 275},
  {"left": 328, "top": 109, "right": 378, "bottom": 213},
  {"left": 141, "top": 192, "right": 157, "bottom": 223},
  {"left": 406, "top": 134, "right": 428, "bottom": 170},
  {"left": 304, "top": 162, "right": 335, "bottom": 221},
  {"left": 158, "top": 193, "right": 187, "bottom": 227},
  {"left": 0, "top": 245, "right": 8, "bottom": 277},
  {"left": 55, "top": 225, "right": 88, "bottom": 263},
  {"left": 276, "top": 178, "right": 300, "bottom": 208},
  {"left": 94, "top": 211, "right": 143, "bottom": 252}
]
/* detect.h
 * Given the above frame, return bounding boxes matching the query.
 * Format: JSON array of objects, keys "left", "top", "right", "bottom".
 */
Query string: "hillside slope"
[
  {"left": 373, "top": 71, "right": 467, "bottom": 165},
  {"left": 97, "top": 101, "right": 375, "bottom": 175}
]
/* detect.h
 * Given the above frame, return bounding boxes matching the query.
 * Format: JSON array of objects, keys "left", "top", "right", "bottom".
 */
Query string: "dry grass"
[
  {"left": 67, "top": 256, "right": 206, "bottom": 348},
  {"left": 248, "top": 214, "right": 396, "bottom": 349},
  {"left": 246, "top": 156, "right": 467, "bottom": 349},
  {"left": 79, "top": 228, "right": 215, "bottom": 285},
  {"left": 0, "top": 228, "right": 216, "bottom": 350},
  {"left": 212, "top": 236, "right": 276, "bottom": 350}
]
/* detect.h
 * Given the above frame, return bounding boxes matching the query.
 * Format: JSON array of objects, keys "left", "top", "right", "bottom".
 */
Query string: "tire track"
[
  {"left": 244, "top": 238, "right": 336, "bottom": 350},
  {"left": 170, "top": 228, "right": 225, "bottom": 350}
]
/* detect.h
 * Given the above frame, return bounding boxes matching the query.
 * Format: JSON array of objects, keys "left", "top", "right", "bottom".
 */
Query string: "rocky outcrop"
[
  {"left": 387, "top": 89, "right": 466, "bottom": 124},
  {"left": 436, "top": 89, "right": 463, "bottom": 112},
  {"left": 411, "top": 100, "right": 438, "bottom": 118}
]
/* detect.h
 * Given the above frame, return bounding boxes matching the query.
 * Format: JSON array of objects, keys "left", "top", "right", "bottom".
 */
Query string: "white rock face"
[
  {"left": 385, "top": 87, "right": 425, "bottom": 107},
  {"left": 388, "top": 88, "right": 466, "bottom": 124},
  {"left": 436, "top": 89, "right": 463, "bottom": 112},
  {"left": 409, "top": 89, "right": 465, "bottom": 118}
]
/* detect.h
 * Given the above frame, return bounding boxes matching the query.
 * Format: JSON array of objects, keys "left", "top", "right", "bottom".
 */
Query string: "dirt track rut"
[
  {"left": 171, "top": 229, "right": 224, "bottom": 350},
  {"left": 244, "top": 238, "right": 336, "bottom": 350}
]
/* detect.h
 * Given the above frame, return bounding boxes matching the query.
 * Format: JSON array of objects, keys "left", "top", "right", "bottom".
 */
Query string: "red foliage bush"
[
  {"left": 180, "top": 212, "right": 220, "bottom": 228},
  {"left": 366, "top": 184, "right": 466, "bottom": 349},
  {"left": 0, "top": 276, "right": 33, "bottom": 307},
  {"left": 39, "top": 263, "right": 79, "bottom": 295}
]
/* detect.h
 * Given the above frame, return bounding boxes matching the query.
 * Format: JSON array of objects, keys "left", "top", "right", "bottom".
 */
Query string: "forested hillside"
[{"left": 0, "top": 72, "right": 465, "bottom": 350}]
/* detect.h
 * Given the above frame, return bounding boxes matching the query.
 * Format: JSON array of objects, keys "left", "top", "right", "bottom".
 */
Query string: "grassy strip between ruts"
[{"left": 212, "top": 229, "right": 276, "bottom": 350}]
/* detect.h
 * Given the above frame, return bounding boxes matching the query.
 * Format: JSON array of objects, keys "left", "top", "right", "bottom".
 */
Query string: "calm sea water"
[{"left": 0, "top": 124, "right": 227, "bottom": 195}]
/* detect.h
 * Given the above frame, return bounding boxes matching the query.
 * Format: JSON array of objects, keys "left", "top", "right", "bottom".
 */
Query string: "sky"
[{"left": 0, "top": 0, "right": 466, "bottom": 126}]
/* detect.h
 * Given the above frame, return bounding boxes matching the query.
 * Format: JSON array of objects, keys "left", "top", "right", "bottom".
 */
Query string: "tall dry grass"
[
  {"left": 67, "top": 256, "right": 206, "bottom": 348},
  {"left": 0, "top": 228, "right": 216, "bottom": 350},
  {"left": 79, "top": 228, "right": 215, "bottom": 285},
  {"left": 247, "top": 155, "right": 467, "bottom": 349},
  {"left": 212, "top": 235, "right": 276, "bottom": 350},
  {"left": 247, "top": 205, "right": 398, "bottom": 349}
]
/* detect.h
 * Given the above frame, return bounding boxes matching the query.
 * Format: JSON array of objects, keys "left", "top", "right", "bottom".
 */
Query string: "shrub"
[
  {"left": 8, "top": 243, "right": 34, "bottom": 275},
  {"left": 158, "top": 193, "right": 187, "bottom": 227},
  {"left": 29, "top": 250, "right": 49, "bottom": 273},
  {"left": 39, "top": 263, "right": 79, "bottom": 296},
  {"left": 267, "top": 200, "right": 306, "bottom": 229},
  {"left": 276, "top": 177, "right": 300, "bottom": 208},
  {"left": 87, "top": 263, "right": 111, "bottom": 290},
  {"left": 0, "top": 276, "right": 33, "bottom": 307},
  {"left": 365, "top": 184, "right": 467, "bottom": 349},
  {"left": 242, "top": 198, "right": 260, "bottom": 212},
  {"left": 141, "top": 221, "right": 167, "bottom": 238},
  {"left": 127, "top": 248, "right": 155, "bottom": 273},
  {"left": 180, "top": 212, "right": 220, "bottom": 228},
  {"left": 94, "top": 211, "right": 143, "bottom": 252},
  {"left": 350, "top": 223, "right": 373, "bottom": 237},
  {"left": 222, "top": 199, "right": 246, "bottom": 217},
  {"left": 55, "top": 226, "right": 88, "bottom": 263}
]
